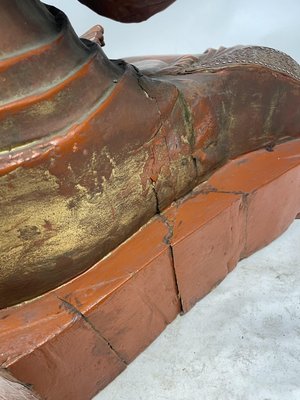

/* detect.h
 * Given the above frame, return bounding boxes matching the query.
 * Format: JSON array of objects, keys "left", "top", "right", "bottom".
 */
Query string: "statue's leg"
[{"left": 0, "top": 2, "right": 300, "bottom": 398}]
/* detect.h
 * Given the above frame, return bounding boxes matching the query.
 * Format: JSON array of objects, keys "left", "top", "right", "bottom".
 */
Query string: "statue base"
[{"left": 1, "top": 139, "right": 300, "bottom": 400}]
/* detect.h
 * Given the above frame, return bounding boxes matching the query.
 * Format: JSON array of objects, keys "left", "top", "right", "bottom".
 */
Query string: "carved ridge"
[{"left": 157, "top": 46, "right": 300, "bottom": 81}]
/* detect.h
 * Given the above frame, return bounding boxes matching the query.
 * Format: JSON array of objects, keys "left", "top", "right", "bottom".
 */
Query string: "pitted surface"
[{"left": 157, "top": 46, "right": 300, "bottom": 81}]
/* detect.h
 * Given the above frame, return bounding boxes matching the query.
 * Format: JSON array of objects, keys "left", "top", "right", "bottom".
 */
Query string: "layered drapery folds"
[{"left": 0, "top": 0, "right": 299, "bottom": 309}]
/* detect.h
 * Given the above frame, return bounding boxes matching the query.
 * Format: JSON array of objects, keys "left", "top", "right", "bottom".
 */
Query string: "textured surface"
[
  {"left": 0, "top": 219, "right": 179, "bottom": 400},
  {"left": 1, "top": 139, "right": 300, "bottom": 399},
  {"left": 10, "top": 318, "right": 126, "bottom": 400},
  {"left": 0, "top": 2, "right": 300, "bottom": 308},
  {"left": 166, "top": 192, "right": 245, "bottom": 312},
  {"left": 165, "top": 139, "right": 300, "bottom": 312},
  {"left": 145, "top": 46, "right": 300, "bottom": 81},
  {"left": 95, "top": 220, "right": 300, "bottom": 400}
]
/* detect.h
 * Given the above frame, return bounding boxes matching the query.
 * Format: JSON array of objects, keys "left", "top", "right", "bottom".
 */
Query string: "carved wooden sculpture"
[
  {"left": 0, "top": 1, "right": 300, "bottom": 398},
  {"left": 0, "top": 0, "right": 300, "bottom": 309}
]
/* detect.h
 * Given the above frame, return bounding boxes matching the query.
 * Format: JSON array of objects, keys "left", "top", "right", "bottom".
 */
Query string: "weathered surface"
[
  {"left": 131, "top": 46, "right": 300, "bottom": 80},
  {"left": 167, "top": 139, "right": 300, "bottom": 311},
  {"left": 1, "top": 139, "right": 300, "bottom": 399},
  {"left": 0, "top": 1, "right": 300, "bottom": 308},
  {"left": 1, "top": 218, "right": 179, "bottom": 400}
]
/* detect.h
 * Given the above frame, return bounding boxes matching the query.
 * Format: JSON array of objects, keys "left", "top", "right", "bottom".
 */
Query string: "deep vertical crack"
[
  {"left": 131, "top": 64, "right": 163, "bottom": 122},
  {"left": 192, "top": 155, "right": 199, "bottom": 178},
  {"left": 168, "top": 244, "right": 183, "bottom": 314},
  {"left": 150, "top": 178, "right": 160, "bottom": 214},
  {"left": 158, "top": 214, "right": 184, "bottom": 314}
]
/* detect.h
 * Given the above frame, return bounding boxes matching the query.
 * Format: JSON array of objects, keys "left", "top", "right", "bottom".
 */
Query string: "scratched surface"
[{"left": 0, "top": 1, "right": 300, "bottom": 307}]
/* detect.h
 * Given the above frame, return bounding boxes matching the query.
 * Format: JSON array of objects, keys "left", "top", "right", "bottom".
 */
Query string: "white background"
[{"left": 49, "top": 0, "right": 300, "bottom": 62}]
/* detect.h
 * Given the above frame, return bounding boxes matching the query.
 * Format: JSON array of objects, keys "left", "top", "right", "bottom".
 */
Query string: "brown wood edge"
[{"left": 1, "top": 138, "right": 300, "bottom": 399}]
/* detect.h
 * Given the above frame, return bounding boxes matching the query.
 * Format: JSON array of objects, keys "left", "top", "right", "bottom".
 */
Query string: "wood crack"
[{"left": 58, "top": 297, "right": 128, "bottom": 366}]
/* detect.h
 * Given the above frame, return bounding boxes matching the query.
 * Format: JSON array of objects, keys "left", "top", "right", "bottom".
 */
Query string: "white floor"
[{"left": 95, "top": 220, "right": 300, "bottom": 400}]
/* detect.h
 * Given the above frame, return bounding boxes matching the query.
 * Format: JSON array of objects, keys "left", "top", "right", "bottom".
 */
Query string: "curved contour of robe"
[{"left": 0, "top": 0, "right": 299, "bottom": 308}]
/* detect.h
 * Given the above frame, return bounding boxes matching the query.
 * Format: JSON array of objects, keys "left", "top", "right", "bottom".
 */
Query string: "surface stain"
[{"left": 18, "top": 226, "right": 41, "bottom": 241}]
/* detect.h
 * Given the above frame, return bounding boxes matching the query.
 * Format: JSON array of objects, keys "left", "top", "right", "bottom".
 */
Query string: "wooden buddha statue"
[{"left": 0, "top": 0, "right": 299, "bottom": 309}]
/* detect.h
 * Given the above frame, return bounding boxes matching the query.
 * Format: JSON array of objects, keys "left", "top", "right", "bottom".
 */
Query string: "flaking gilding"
[{"left": 0, "top": 1, "right": 300, "bottom": 308}]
